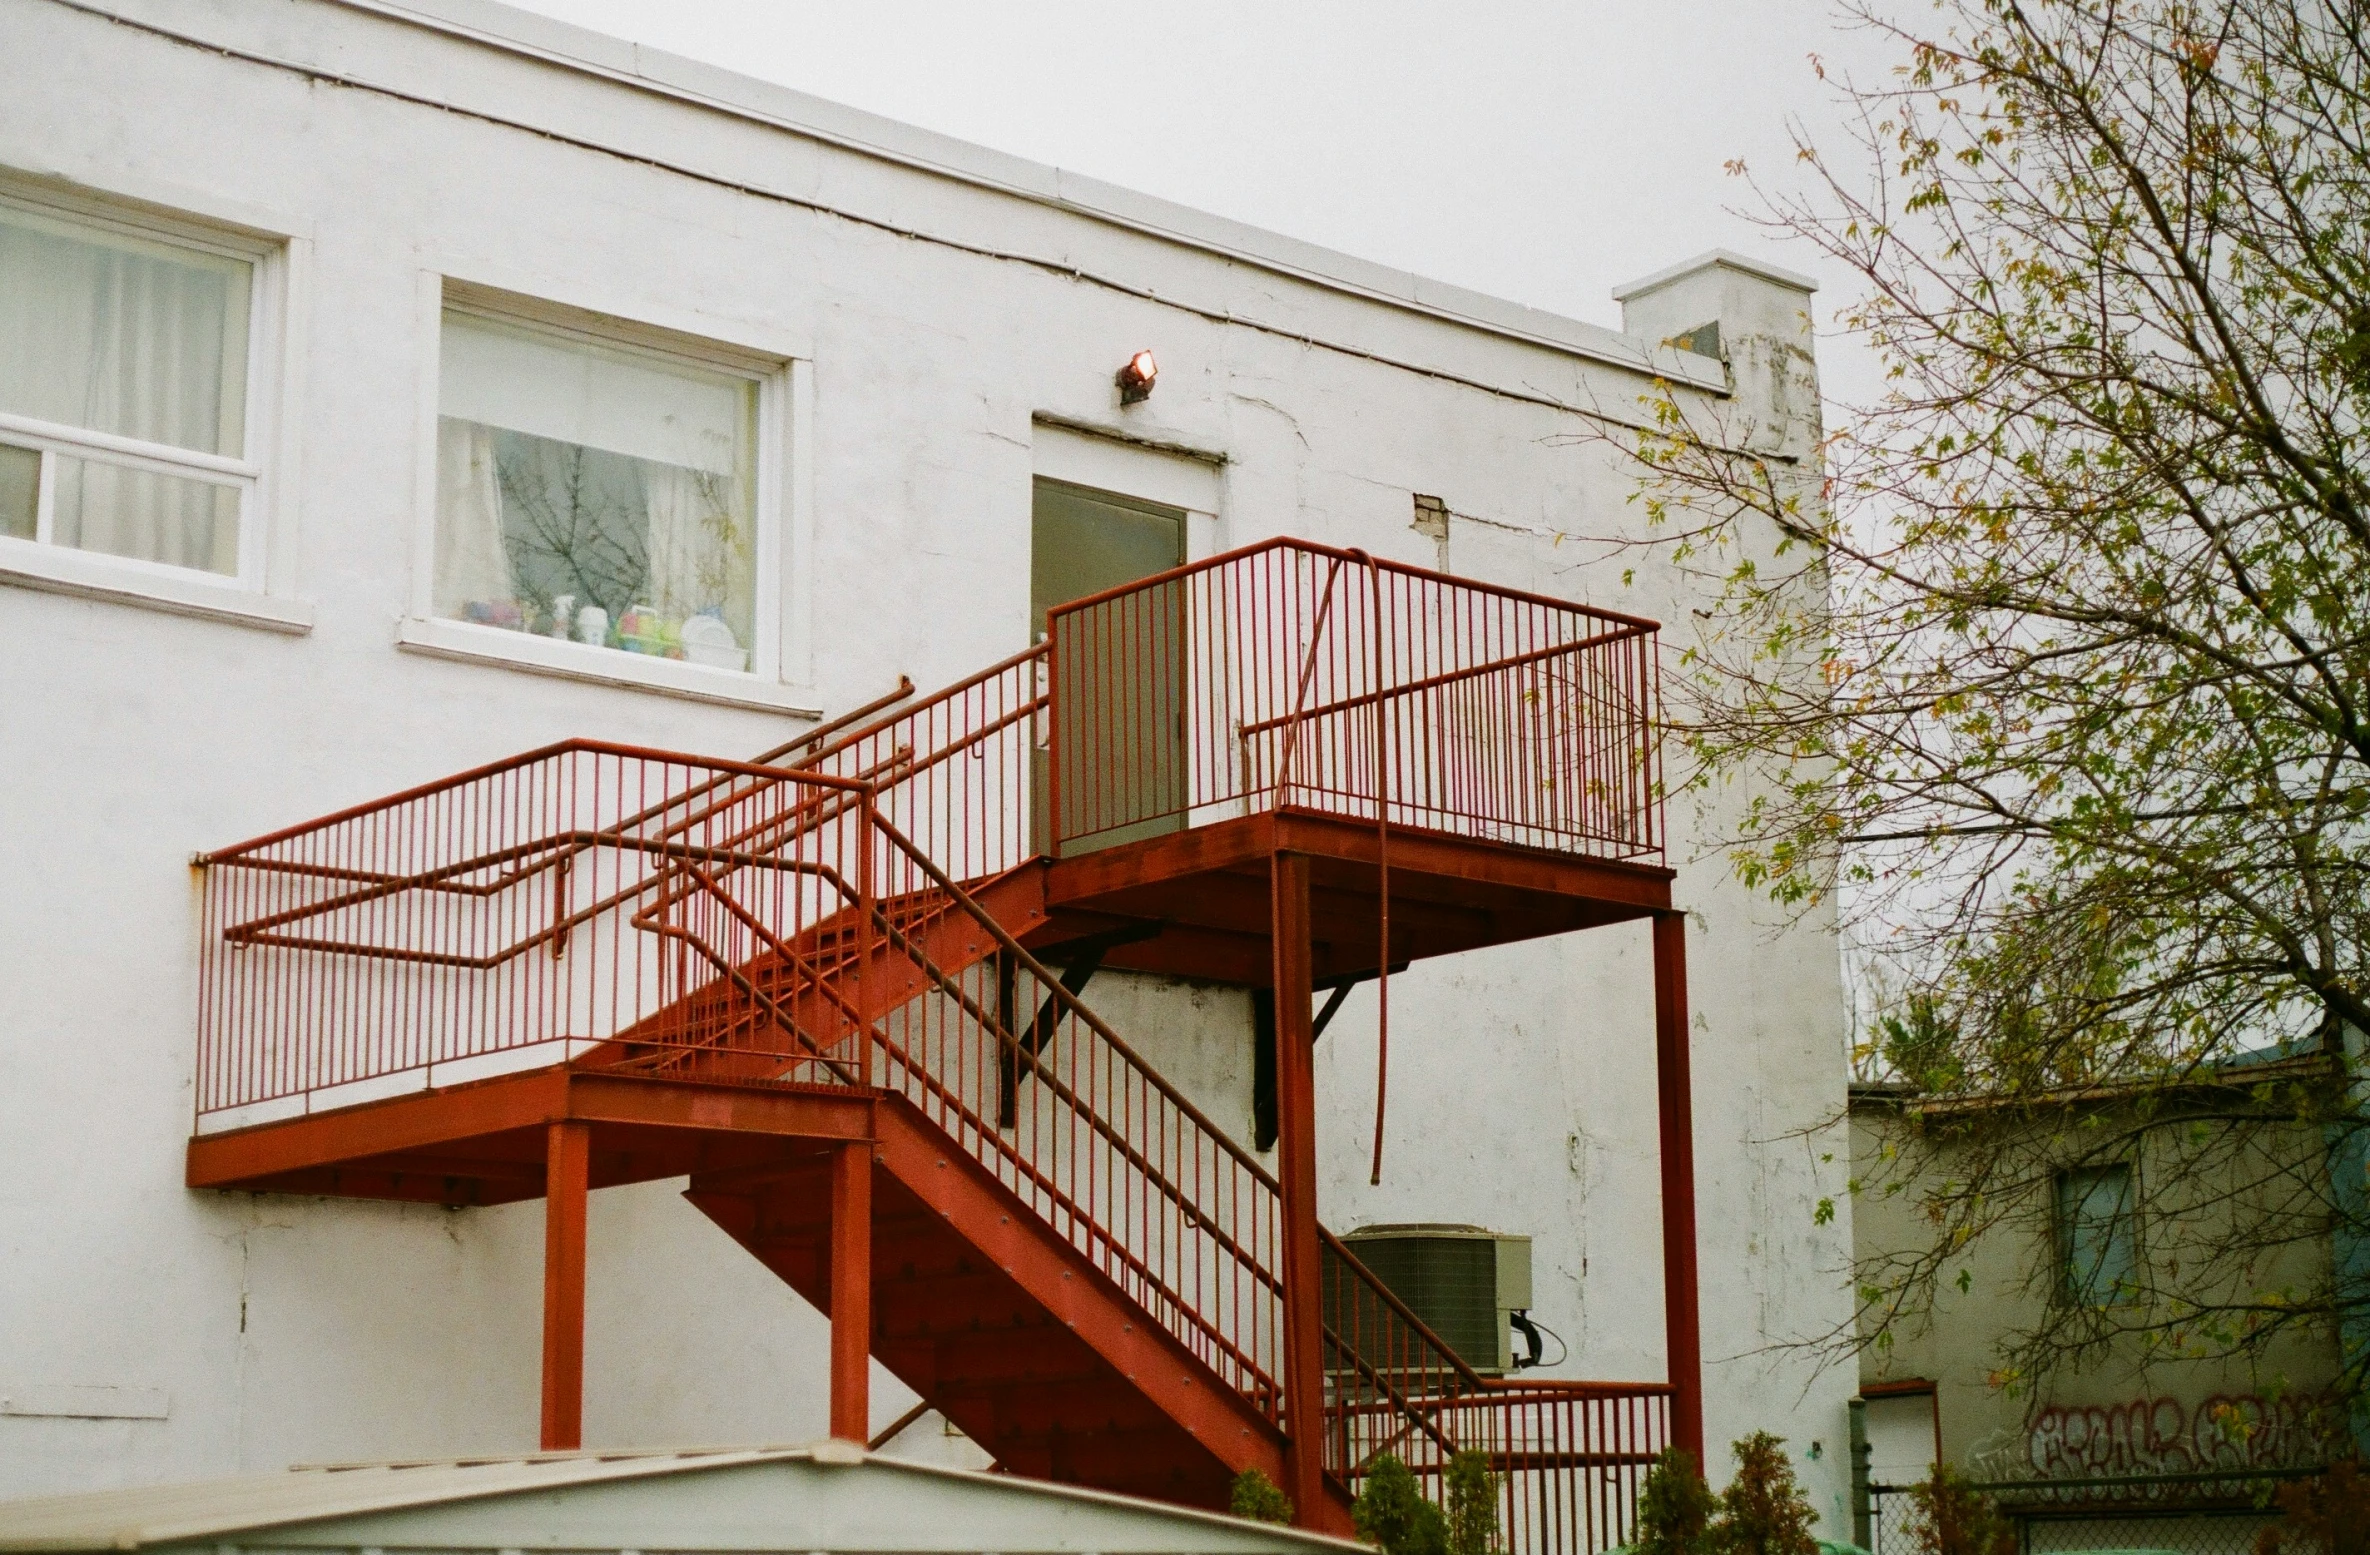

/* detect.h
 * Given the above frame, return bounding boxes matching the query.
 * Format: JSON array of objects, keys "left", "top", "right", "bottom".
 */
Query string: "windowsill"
[
  {"left": 0, "top": 539, "right": 313, "bottom": 634},
  {"left": 396, "top": 615, "right": 821, "bottom": 716}
]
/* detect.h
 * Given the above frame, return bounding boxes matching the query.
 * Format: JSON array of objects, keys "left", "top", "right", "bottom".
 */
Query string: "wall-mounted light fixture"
[{"left": 1115, "top": 349, "right": 1158, "bottom": 405}]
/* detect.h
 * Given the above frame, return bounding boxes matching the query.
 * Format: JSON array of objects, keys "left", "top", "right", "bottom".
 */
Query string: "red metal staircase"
[{"left": 186, "top": 539, "right": 1694, "bottom": 1552}]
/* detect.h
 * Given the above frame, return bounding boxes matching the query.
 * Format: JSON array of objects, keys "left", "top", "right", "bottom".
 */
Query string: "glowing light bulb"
[{"left": 1116, "top": 349, "right": 1159, "bottom": 404}]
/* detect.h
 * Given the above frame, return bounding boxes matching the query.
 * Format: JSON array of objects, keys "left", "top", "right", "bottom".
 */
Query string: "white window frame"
[
  {"left": 0, "top": 174, "right": 309, "bottom": 633},
  {"left": 400, "top": 274, "right": 815, "bottom": 715}
]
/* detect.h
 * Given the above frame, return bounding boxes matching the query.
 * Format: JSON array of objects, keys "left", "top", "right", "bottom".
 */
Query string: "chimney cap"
[{"left": 1611, "top": 248, "right": 1818, "bottom": 303}]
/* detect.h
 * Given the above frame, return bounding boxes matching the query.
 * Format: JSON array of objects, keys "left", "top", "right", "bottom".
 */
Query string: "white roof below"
[{"left": 0, "top": 1444, "right": 1365, "bottom": 1555}]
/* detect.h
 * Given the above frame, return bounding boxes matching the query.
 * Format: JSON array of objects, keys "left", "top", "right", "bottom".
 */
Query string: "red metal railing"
[
  {"left": 786, "top": 644, "right": 1046, "bottom": 881},
  {"left": 1045, "top": 538, "right": 1662, "bottom": 860},
  {"left": 1480, "top": 1383, "right": 1668, "bottom": 1555},
  {"left": 193, "top": 537, "right": 1669, "bottom": 1550},
  {"left": 194, "top": 744, "right": 878, "bottom": 1121},
  {"left": 1341, "top": 1380, "right": 1672, "bottom": 1554}
]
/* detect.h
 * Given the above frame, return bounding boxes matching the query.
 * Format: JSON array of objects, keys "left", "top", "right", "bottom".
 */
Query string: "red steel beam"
[
  {"left": 1273, "top": 812, "right": 1673, "bottom": 903},
  {"left": 188, "top": 1071, "right": 574, "bottom": 1187},
  {"left": 186, "top": 1072, "right": 875, "bottom": 1191},
  {"left": 1653, "top": 910, "right": 1704, "bottom": 1464},
  {"left": 1270, "top": 850, "right": 1331, "bottom": 1529},
  {"left": 1045, "top": 810, "right": 1673, "bottom": 923},
  {"left": 830, "top": 1140, "right": 873, "bottom": 1441},
  {"left": 541, "top": 1119, "right": 590, "bottom": 1452}
]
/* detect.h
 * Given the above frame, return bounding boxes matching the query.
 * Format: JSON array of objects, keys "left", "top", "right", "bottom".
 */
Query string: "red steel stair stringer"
[{"left": 685, "top": 1091, "right": 1357, "bottom": 1526}]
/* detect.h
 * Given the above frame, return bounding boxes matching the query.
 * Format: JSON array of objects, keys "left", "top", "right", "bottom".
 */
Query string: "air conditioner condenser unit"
[{"left": 1336, "top": 1223, "right": 1535, "bottom": 1376}]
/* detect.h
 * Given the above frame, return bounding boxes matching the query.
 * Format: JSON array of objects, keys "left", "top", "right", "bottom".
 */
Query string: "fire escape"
[{"left": 186, "top": 538, "right": 1700, "bottom": 1549}]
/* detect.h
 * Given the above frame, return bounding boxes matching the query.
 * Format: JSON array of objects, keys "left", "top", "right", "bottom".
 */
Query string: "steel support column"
[
  {"left": 830, "top": 1140, "right": 873, "bottom": 1440},
  {"left": 540, "top": 1119, "right": 590, "bottom": 1451},
  {"left": 1271, "top": 850, "right": 1326, "bottom": 1523},
  {"left": 1653, "top": 909, "right": 1704, "bottom": 1462}
]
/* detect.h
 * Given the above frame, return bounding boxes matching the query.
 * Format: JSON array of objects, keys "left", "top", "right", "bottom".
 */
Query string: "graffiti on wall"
[{"left": 2020, "top": 1392, "right": 2338, "bottom": 1478}]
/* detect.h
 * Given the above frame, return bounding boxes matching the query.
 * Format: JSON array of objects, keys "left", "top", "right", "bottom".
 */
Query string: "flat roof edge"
[{"left": 297, "top": 0, "right": 1728, "bottom": 389}]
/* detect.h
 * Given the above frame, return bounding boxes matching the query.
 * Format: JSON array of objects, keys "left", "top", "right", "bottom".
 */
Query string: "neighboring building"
[
  {"left": 1849, "top": 1066, "right": 2345, "bottom": 1555},
  {"left": 0, "top": 0, "right": 1851, "bottom": 1547}
]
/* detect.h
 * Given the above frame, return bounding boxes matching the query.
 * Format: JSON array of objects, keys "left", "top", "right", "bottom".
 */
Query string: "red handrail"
[{"left": 1043, "top": 539, "right": 1663, "bottom": 861}]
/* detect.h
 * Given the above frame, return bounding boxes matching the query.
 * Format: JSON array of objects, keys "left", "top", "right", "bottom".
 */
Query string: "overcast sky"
[{"left": 505, "top": 0, "right": 1893, "bottom": 405}]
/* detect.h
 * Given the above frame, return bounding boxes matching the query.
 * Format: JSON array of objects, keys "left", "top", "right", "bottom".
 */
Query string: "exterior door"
[{"left": 1031, "top": 477, "right": 1187, "bottom": 855}]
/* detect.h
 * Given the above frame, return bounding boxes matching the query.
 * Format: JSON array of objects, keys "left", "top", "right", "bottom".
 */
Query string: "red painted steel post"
[
  {"left": 1271, "top": 851, "right": 1327, "bottom": 1523},
  {"left": 540, "top": 1119, "right": 590, "bottom": 1451},
  {"left": 1652, "top": 910, "right": 1704, "bottom": 1463},
  {"left": 830, "top": 1139, "right": 873, "bottom": 1441}
]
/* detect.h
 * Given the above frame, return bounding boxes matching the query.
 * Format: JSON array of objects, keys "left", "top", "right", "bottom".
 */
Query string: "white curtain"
[
  {"left": 434, "top": 418, "right": 513, "bottom": 618},
  {"left": 642, "top": 461, "right": 753, "bottom": 629},
  {"left": 58, "top": 461, "right": 238, "bottom": 575},
  {"left": 0, "top": 206, "right": 249, "bottom": 575},
  {"left": 433, "top": 311, "right": 756, "bottom": 640}
]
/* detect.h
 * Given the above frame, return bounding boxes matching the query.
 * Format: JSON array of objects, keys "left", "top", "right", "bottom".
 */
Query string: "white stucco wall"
[{"left": 0, "top": 0, "right": 1851, "bottom": 1523}]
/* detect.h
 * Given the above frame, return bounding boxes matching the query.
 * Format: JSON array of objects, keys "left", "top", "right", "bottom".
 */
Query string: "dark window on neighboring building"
[{"left": 2056, "top": 1164, "right": 2138, "bottom": 1305}]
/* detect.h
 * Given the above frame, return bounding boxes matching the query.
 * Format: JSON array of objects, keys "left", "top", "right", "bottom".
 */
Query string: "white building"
[{"left": 0, "top": 0, "right": 1851, "bottom": 1539}]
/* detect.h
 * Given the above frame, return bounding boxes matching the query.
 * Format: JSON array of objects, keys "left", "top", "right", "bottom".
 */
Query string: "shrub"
[
  {"left": 1636, "top": 1448, "right": 1719, "bottom": 1555},
  {"left": 1354, "top": 1454, "right": 1448, "bottom": 1555},
  {"left": 1712, "top": 1433, "right": 1819, "bottom": 1555},
  {"left": 1230, "top": 1467, "right": 1294, "bottom": 1526},
  {"left": 1907, "top": 1465, "right": 2013, "bottom": 1555},
  {"left": 1445, "top": 1449, "right": 1500, "bottom": 1555},
  {"left": 2254, "top": 1461, "right": 2370, "bottom": 1555}
]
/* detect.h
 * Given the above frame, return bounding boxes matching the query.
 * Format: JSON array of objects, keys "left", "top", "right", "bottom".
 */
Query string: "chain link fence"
[{"left": 1867, "top": 1473, "right": 2310, "bottom": 1555}]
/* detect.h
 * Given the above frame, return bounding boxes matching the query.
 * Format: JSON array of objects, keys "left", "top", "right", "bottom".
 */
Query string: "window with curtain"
[
  {"left": 2056, "top": 1163, "right": 2139, "bottom": 1306},
  {"left": 434, "top": 308, "right": 760, "bottom": 671},
  {"left": 0, "top": 197, "right": 256, "bottom": 577}
]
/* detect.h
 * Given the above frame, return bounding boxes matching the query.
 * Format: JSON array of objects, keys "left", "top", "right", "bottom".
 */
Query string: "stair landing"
[{"left": 1027, "top": 808, "right": 1674, "bottom": 986}]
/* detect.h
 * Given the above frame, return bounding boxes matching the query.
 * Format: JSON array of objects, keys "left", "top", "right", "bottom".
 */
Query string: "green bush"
[
  {"left": 1354, "top": 1454, "right": 1447, "bottom": 1555},
  {"left": 1445, "top": 1449, "right": 1499, "bottom": 1555},
  {"left": 1635, "top": 1448, "right": 1719, "bottom": 1555},
  {"left": 1906, "top": 1465, "right": 2013, "bottom": 1555},
  {"left": 1229, "top": 1468, "right": 1294, "bottom": 1526},
  {"left": 1711, "top": 1433, "right": 1819, "bottom": 1555}
]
